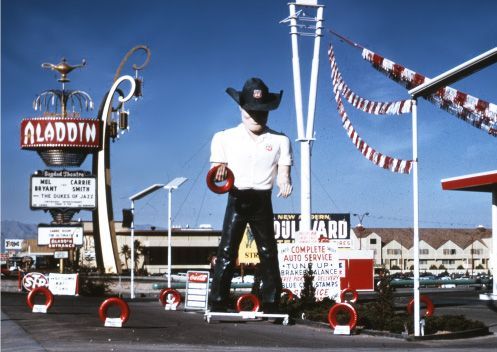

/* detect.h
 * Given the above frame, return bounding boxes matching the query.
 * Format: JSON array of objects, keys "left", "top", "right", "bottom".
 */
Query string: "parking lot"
[{"left": 2, "top": 287, "right": 497, "bottom": 352}]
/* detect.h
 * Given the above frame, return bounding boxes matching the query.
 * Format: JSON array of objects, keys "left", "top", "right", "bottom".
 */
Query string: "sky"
[{"left": 1, "top": 0, "right": 496, "bottom": 231}]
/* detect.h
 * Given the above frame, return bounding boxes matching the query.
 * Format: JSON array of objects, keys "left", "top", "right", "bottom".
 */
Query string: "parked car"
[{"left": 231, "top": 275, "right": 254, "bottom": 284}]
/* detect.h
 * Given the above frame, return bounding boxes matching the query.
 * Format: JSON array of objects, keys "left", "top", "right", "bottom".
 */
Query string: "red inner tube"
[
  {"left": 26, "top": 287, "right": 54, "bottom": 310},
  {"left": 206, "top": 165, "right": 235, "bottom": 194},
  {"left": 407, "top": 295, "right": 435, "bottom": 317},
  {"left": 281, "top": 288, "right": 294, "bottom": 302},
  {"left": 159, "top": 288, "right": 182, "bottom": 306},
  {"left": 236, "top": 293, "right": 260, "bottom": 312},
  {"left": 98, "top": 297, "right": 130, "bottom": 324},
  {"left": 327, "top": 303, "right": 358, "bottom": 330},
  {"left": 340, "top": 288, "right": 359, "bottom": 303}
]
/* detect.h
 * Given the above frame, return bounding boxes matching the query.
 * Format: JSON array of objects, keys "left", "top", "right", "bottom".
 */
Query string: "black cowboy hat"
[{"left": 226, "top": 77, "right": 283, "bottom": 111}]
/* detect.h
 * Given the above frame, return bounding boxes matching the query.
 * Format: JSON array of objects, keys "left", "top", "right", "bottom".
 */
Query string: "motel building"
[{"left": 13, "top": 221, "right": 494, "bottom": 276}]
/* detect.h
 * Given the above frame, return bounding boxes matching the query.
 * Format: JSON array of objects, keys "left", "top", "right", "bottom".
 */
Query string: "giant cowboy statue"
[{"left": 208, "top": 77, "right": 293, "bottom": 313}]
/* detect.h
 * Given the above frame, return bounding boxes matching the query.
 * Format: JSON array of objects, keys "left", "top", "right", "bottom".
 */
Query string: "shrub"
[{"left": 78, "top": 275, "right": 110, "bottom": 296}]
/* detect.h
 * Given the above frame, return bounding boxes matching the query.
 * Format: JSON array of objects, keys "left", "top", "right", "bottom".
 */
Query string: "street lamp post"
[
  {"left": 163, "top": 177, "right": 188, "bottom": 288},
  {"left": 128, "top": 184, "right": 167, "bottom": 299},
  {"left": 353, "top": 212, "right": 370, "bottom": 230}
]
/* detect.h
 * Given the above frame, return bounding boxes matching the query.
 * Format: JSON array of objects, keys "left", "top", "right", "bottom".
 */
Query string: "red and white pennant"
[
  {"left": 329, "top": 46, "right": 413, "bottom": 174},
  {"left": 362, "top": 48, "right": 497, "bottom": 137},
  {"left": 330, "top": 49, "right": 412, "bottom": 115}
]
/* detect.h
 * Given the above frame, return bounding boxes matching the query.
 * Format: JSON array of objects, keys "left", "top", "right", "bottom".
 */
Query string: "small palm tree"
[
  {"left": 133, "top": 240, "right": 144, "bottom": 272},
  {"left": 120, "top": 244, "right": 131, "bottom": 270}
]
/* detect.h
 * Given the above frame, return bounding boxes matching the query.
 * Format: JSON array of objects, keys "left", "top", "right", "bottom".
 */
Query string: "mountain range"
[{"left": 1, "top": 220, "right": 38, "bottom": 252}]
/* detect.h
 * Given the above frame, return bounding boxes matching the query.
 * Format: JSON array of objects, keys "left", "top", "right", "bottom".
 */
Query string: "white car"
[{"left": 231, "top": 275, "right": 255, "bottom": 284}]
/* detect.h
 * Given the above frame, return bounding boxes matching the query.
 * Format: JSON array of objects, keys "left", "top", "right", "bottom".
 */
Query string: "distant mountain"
[{"left": 1, "top": 220, "right": 37, "bottom": 251}]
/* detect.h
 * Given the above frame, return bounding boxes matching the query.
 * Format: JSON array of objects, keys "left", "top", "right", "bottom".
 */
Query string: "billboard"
[
  {"left": 274, "top": 213, "right": 351, "bottom": 247},
  {"left": 30, "top": 170, "right": 96, "bottom": 209},
  {"left": 38, "top": 224, "right": 84, "bottom": 246}
]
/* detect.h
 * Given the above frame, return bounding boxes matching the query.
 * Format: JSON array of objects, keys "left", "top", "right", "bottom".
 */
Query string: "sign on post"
[
  {"left": 4, "top": 239, "right": 23, "bottom": 250},
  {"left": 38, "top": 225, "right": 83, "bottom": 246},
  {"left": 49, "top": 238, "right": 74, "bottom": 249},
  {"left": 48, "top": 273, "right": 78, "bottom": 295},
  {"left": 278, "top": 231, "right": 341, "bottom": 300},
  {"left": 30, "top": 170, "right": 96, "bottom": 209},
  {"left": 185, "top": 271, "right": 210, "bottom": 310}
]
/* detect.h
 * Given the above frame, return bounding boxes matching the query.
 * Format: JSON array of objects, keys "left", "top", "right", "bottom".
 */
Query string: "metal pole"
[
  {"left": 492, "top": 189, "right": 497, "bottom": 297},
  {"left": 412, "top": 98, "right": 421, "bottom": 336},
  {"left": 304, "top": 5, "right": 323, "bottom": 139},
  {"left": 289, "top": 3, "right": 305, "bottom": 140},
  {"left": 130, "top": 200, "right": 135, "bottom": 299},
  {"left": 167, "top": 188, "right": 172, "bottom": 288}
]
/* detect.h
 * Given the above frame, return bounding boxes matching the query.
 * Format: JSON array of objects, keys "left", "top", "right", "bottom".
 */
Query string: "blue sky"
[{"left": 2, "top": 0, "right": 496, "bottom": 230}]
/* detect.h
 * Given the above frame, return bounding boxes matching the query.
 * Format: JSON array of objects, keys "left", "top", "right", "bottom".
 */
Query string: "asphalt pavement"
[{"left": 1, "top": 289, "right": 497, "bottom": 352}]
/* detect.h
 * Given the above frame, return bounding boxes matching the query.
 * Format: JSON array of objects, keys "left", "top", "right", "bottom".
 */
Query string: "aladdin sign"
[{"left": 20, "top": 117, "right": 100, "bottom": 149}]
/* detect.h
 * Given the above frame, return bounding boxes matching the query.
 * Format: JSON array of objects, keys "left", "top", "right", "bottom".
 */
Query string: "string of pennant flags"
[
  {"left": 361, "top": 48, "right": 497, "bottom": 137},
  {"left": 329, "top": 46, "right": 414, "bottom": 174},
  {"left": 327, "top": 30, "right": 497, "bottom": 175},
  {"left": 331, "top": 56, "right": 413, "bottom": 115}
]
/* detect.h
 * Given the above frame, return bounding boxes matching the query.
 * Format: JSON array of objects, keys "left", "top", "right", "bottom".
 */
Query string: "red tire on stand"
[
  {"left": 159, "top": 288, "right": 182, "bottom": 306},
  {"left": 327, "top": 303, "right": 358, "bottom": 330},
  {"left": 281, "top": 288, "right": 294, "bottom": 302},
  {"left": 406, "top": 295, "right": 435, "bottom": 317},
  {"left": 236, "top": 293, "right": 260, "bottom": 312},
  {"left": 98, "top": 297, "right": 130, "bottom": 324},
  {"left": 340, "top": 288, "right": 359, "bottom": 303},
  {"left": 26, "top": 287, "right": 54, "bottom": 310},
  {"left": 206, "top": 165, "right": 235, "bottom": 194}
]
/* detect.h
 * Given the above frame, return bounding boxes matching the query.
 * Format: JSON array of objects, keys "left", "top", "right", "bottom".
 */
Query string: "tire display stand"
[{"left": 204, "top": 294, "right": 290, "bottom": 325}]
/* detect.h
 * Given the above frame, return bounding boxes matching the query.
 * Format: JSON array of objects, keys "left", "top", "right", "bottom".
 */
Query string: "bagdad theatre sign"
[
  {"left": 274, "top": 213, "right": 351, "bottom": 247},
  {"left": 30, "top": 170, "right": 96, "bottom": 209}
]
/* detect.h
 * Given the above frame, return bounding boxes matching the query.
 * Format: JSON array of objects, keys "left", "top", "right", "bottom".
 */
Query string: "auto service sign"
[
  {"left": 30, "top": 170, "right": 96, "bottom": 209},
  {"left": 278, "top": 231, "right": 341, "bottom": 300}
]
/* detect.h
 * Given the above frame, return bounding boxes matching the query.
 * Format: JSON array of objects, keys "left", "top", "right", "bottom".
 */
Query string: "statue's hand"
[
  {"left": 214, "top": 163, "right": 228, "bottom": 182},
  {"left": 277, "top": 182, "right": 293, "bottom": 198}
]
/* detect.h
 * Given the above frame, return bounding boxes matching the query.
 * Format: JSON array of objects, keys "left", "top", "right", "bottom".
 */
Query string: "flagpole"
[{"left": 412, "top": 98, "right": 421, "bottom": 336}]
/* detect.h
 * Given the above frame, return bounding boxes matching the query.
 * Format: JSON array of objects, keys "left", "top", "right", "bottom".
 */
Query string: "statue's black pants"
[{"left": 209, "top": 189, "right": 282, "bottom": 307}]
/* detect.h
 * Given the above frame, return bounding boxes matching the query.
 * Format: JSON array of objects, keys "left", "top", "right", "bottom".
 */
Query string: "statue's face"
[{"left": 241, "top": 108, "right": 268, "bottom": 134}]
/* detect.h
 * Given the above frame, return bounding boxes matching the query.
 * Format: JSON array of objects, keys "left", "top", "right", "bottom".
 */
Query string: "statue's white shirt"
[{"left": 210, "top": 124, "right": 292, "bottom": 190}]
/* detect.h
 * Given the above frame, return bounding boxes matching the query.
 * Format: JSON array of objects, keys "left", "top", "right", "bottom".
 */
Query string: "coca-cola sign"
[
  {"left": 20, "top": 117, "right": 101, "bottom": 149},
  {"left": 188, "top": 272, "right": 209, "bottom": 283}
]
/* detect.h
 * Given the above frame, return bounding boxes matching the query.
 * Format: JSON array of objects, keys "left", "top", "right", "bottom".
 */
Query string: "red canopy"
[{"left": 441, "top": 170, "right": 497, "bottom": 193}]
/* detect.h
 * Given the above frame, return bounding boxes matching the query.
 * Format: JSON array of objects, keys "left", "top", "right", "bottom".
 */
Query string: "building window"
[
  {"left": 442, "top": 259, "right": 455, "bottom": 265},
  {"left": 370, "top": 238, "right": 377, "bottom": 244},
  {"left": 420, "top": 260, "right": 428, "bottom": 265},
  {"left": 471, "top": 249, "right": 483, "bottom": 255},
  {"left": 443, "top": 249, "right": 457, "bottom": 255},
  {"left": 387, "top": 249, "right": 401, "bottom": 255},
  {"left": 419, "top": 249, "right": 429, "bottom": 255}
]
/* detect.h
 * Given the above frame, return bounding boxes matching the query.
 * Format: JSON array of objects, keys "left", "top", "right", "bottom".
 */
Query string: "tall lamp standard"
[
  {"left": 352, "top": 212, "right": 370, "bottom": 231},
  {"left": 353, "top": 212, "right": 369, "bottom": 250},
  {"left": 163, "top": 177, "right": 188, "bottom": 289},
  {"left": 128, "top": 184, "right": 166, "bottom": 299}
]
